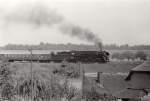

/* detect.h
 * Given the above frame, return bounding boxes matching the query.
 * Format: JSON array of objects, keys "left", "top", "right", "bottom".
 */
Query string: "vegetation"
[
  {"left": 0, "top": 61, "right": 14, "bottom": 100},
  {"left": 85, "top": 87, "right": 101, "bottom": 101},
  {"left": 15, "top": 72, "right": 79, "bottom": 101},
  {"left": 2, "top": 43, "right": 150, "bottom": 50},
  {"left": 111, "top": 51, "right": 147, "bottom": 61},
  {"left": 53, "top": 61, "right": 81, "bottom": 78},
  {"left": 135, "top": 51, "right": 147, "bottom": 61},
  {"left": 0, "top": 60, "right": 144, "bottom": 101},
  {"left": 0, "top": 61, "right": 80, "bottom": 101},
  {"left": 85, "top": 89, "right": 114, "bottom": 101}
]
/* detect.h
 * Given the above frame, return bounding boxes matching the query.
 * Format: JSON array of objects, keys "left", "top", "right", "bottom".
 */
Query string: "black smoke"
[
  {"left": 59, "top": 23, "right": 102, "bottom": 50},
  {"left": 2, "top": 2, "right": 102, "bottom": 46},
  {"left": 3, "top": 3, "right": 63, "bottom": 27}
]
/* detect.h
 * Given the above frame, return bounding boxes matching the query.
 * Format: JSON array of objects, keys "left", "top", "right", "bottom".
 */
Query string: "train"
[{"left": 0, "top": 50, "right": 110, "bottom": 63}]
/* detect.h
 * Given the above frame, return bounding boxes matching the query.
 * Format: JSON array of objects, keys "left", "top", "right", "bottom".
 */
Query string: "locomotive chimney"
[
  {"left": 97, "top": 72, "right": 103, "bottom": 84},
  {"left": 96, "top": 42, "right": 103, "bottom": 51},
  {"left": 97, "top": 42, "right": 102, "bottom": 51}
]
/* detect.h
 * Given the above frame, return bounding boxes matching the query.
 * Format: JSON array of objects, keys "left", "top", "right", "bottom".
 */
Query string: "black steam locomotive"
[
  {"left": 0, "top": 50, "right": 109, "bottom": 63},
  {"left": 52, "top": 50, "right": 109, "bottom": 63}
]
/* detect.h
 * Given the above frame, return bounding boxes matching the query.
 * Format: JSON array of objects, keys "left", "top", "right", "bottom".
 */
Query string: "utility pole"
[
  {"left": 28, "top": 49, "right": 33, "bottom": 101},
  {"left": 81, "top": 63, "right": 85, "bottom": 100}
]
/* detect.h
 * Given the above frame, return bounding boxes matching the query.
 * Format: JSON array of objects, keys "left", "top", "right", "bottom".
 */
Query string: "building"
[
  {"left": 115, "top": 61, "right": 150, "bottom": 101},
  {"left": 125, "top": 61, "right": 150, "bottom": 89}
]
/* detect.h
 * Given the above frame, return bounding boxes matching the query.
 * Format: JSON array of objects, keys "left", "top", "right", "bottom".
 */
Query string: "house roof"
[
  {"left": 132, "top": 61, "right": 150, "bottom": 72},
  {"left": 114, "top": 88, "right": 147, "bottom": 99},
  {"left": 126, "top": 61, "right": 150, "bottom": 80}
]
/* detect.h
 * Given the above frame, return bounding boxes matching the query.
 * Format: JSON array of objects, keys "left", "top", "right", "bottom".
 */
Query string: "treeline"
[
  {"left": 2, "top": 43, "right": 96, "bottom": 50},
  {"left": 111, "top": 51, "right": 147, "bottom": 61},
  {"left": 1, "top": 43, "right": 150, "bottom": 50}
]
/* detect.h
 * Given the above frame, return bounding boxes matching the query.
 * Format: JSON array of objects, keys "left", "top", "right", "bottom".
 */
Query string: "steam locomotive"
[
  {"left": 0, "top": 50, "right": 109, "bottom": 63},
  {"left": 52, "top": 50, "right": 109, "bottom": 63}
]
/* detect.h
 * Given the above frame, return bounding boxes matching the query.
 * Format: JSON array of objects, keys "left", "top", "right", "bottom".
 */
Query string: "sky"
[{"left": 0, "top": 0, "right": 150, "bottom": 46}]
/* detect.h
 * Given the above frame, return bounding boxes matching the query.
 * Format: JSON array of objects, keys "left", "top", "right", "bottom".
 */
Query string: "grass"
[
  {"left": 8, "top": 61, "right": 142, "bottom": 93},
  {"left": 9, "top": 61, "right": 142, "bottom": 76},
  {"left": 83, "top": 61, "right": 142, "bottom": 73},
  {"left": 84, "top": 73, "right": 130, "bottom": 95},
  {"left": 1, "top": 60, "right": 143, "bottom": 100}
]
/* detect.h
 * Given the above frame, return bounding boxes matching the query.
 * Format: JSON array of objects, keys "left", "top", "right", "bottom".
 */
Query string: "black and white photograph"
[{"left": 0, "top": 0, "right": 150, "bottom": 101}]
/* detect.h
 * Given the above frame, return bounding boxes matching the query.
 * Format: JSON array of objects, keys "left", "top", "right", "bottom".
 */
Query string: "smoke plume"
[
  {"left": 59, "top": 23, "right": 101, "bottom": 42},
  {"left": 1, "top": 2, "right": 102, "bottom": 46},
  {"left": 59, "top": 23, "right": 102, "bottom": 50},
  {"left": 3, "top": 3, "right": 63, "bottom": 27}
]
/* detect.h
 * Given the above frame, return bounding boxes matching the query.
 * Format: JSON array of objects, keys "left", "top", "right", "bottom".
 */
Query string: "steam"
[{"left": 1, "top": 2, "right": 102, "bottom": 47}]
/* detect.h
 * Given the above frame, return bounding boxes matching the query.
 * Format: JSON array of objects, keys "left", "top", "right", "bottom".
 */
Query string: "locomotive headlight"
[{"left": 71, "top": 53, "right": 75, "bottom": 55}]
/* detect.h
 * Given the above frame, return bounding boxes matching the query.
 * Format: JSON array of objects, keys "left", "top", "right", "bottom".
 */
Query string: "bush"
[
  {"left": 0, "top": 61, "right": 15, "bottom": 100},
  {"left": 85, "top": 87, "right": 115, "bottom": 101},
  {"left": 85, "top": 87, "right": 100, "bottom": 101},
  {"left": 135, "top": 51, "right": 147, "bottom": 61},
  {"left": 16, "top": 71, "right": 79, "bottom": 101},
  {"left": 53, "top": 62, "right": 80, "bottom": 78}
]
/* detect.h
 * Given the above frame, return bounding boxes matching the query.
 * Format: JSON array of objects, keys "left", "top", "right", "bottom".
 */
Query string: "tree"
[{"left": 135, "top": 51, "right": 147, "bottom": 61}]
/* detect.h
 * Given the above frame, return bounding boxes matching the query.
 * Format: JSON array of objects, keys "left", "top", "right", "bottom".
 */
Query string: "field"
[
  {"left": 9, "top": 61, "right": 142, "bottom": 74},
  {"left": 0, "top": 60, "right": 143, "bottom": 101},
  {"left": 108, "top": 50, "right": 150, "bottom": 55},
  {"left": 8, "top": 61, "right": 142, "bottom": 90},
  {"left": 83, "top": 61, "right": 142, "bottom": 73}
]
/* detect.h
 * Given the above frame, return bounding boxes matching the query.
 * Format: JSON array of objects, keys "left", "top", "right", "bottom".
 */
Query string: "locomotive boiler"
[
  {"left": 0, "top": 50, "right": 109, "bottom": 63},
  {"left": 53, "top": 50, "right": 109, "bottom": 63}
]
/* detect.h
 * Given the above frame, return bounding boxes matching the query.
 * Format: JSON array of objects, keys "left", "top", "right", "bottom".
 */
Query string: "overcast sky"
[{"left": 0, "top": 0, "right": 150, "bottom": 46}]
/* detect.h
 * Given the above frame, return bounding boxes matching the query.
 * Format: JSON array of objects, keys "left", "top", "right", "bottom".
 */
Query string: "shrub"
[
  {"left": 53, "top": 62, "right": 80, "bottom": 78},
  {"left": 16, "top": 71, "right": 79, "bottom": 101},
  {"left": 135, "top": 51, "right": 147, "bottom": 61},
  {"left": 0, "top": 61, "right": 14, "bottom": 100}
]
